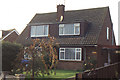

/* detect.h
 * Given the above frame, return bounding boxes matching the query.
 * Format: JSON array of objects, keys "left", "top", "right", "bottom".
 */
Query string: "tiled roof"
[
  {"left": 29, "top": 7, "right": 107, "bottom": 25},
  {"left": 16, "top": 7, "right": 109, "bottom": 46},
  {"left": 0, "top": 29, "right": 19, "bottom": 42},
  {"left": 2, "top": 29, "right": 17, "bottom": 38}
]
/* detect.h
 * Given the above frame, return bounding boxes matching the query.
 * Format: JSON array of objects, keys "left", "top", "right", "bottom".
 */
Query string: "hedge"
[{"left": 2, "top": 41, "right": 22, "bottom": 71}]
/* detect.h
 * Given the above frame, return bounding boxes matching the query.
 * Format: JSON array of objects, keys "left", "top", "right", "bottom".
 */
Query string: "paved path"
[
  {"left": 6, "top": 75, "right": 16, "bottom": 78},
  {"left": 0, "top": 74, "right": 16, "bottom": 80}
]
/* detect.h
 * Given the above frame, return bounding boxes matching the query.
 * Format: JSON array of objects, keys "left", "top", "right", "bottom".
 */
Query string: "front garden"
[
  {"left": 23, "top": 69, "right": 79, "bottom": 79},
  {"left": 2, "top": 39, "right": 96, "bottom": 79}
]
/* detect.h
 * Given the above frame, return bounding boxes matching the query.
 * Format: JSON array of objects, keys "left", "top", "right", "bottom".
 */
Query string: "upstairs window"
[
  {"left": 107, "top": 27, "right": 109, "bottom": 40},
  {"left": 31, "top": 25, "right": 49, "bottom": 37},
  {"left": 59, "top": 48, "right": 82, "bottom": 61},
  {"left": 59, "top": 23, "right": 80, "bottom": 35}
]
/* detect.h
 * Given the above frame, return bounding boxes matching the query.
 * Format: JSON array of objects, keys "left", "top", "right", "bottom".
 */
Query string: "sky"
[{"left": 0, "top": 0, "right": 119, "bottom": 45}]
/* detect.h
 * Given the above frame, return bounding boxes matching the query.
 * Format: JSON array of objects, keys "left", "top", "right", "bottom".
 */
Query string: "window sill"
[
  {"left": 59, "top": 34, "right": 80, "bottom": 36},
  {"left": 31, "top": 35, "right": 48, "bottom": 37},
  {"left": 59, "top": 60, "right": 83, "bottom": 62}
]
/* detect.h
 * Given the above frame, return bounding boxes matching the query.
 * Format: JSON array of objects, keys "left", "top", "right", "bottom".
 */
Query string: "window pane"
[
  {"left": 60, "top": 52, "right": 64, "bottom": 59},
  {"left": 36, "top": 26, "right": 44, "bottom": 35},
  {"left": 59, "top": 27, "right": 64, "bottom": 34},
  {"left": 60, "top": 48, "right": 65, "bottom": 51},
  {"left": 76, "top": 52, "right": 80, "bottom": 59},
  {"left": 64, "top": 24, "right": 74, "bottom": 34},
  {"left": 76, "top": 48, "right": 81, "bottom": 51},
  {"left": 31, "top": 26, "right": 36, "bottom": 36},
  {"left": 44, "top": 25, "right": 48, "bottom": 35},
  {"left": 74, "top": 23, "right": 80, "bottom": 26},
  {"left": 107, "top": 27, "right": 109, "bottom": 40},
  {"left": 75, "top": 26, "right": 80, "bottom": 34},
  {"left": 65, "top": 48, "right": 75, "bottom": 59},
  {"left": 59, "top": 24, "right": 64, "bottom": 35}
]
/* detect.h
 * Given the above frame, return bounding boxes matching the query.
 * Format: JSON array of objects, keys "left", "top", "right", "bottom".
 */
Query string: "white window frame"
[
  {"left": 59, "top": 48, "right": 82, "bottom": 61},
  {"left": 107, "top": 27, "right": 109, "bottom": 40},
  {"left": 59, "top": 23, "right": 80, "bottom": 35},
  {"left": 59, "top": 48, "right": 65, "bottom": 60},
  {"left": 31, "top": 25, "right": 49, "bottom": 37}
]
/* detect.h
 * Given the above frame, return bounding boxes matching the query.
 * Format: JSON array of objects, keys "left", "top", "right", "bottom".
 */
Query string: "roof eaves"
[{"left": 27, "top": 22, "right": 56, "bottom": 26}]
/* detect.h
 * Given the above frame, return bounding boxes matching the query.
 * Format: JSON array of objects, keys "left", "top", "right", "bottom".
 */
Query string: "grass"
[{"left": 23, "top": 69, "right": 80, "bottom": 79}]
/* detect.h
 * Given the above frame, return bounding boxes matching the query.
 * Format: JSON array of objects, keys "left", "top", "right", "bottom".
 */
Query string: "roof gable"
[{"left": 0, "top": 29, "right": 19, "bottom": 41}]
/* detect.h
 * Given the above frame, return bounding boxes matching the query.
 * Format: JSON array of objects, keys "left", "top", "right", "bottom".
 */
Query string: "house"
[
  {"left": 0, "top": 29, "right": 19, "bottom": 43},
  {"left": 102, "top": 45, "right": 120, "bottom": 64},
  {"left": 16, "top": 5, "right": 116, "bottom": 70}
]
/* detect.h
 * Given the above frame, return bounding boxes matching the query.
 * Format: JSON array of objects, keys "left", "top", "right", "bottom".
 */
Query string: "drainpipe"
[
  {"left": 108, "top": 50, "right": 111, "bottom": 64},
  {"left": 84, "top": 48, "right": 86, "bottom": 61},
  {"left": 111, "top": 24, "right": 114, "bottom": 45}
]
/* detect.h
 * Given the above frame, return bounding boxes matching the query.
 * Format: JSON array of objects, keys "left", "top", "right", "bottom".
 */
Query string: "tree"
[{"left": 14, "top": 35, "right": 59, "bottom": 78}]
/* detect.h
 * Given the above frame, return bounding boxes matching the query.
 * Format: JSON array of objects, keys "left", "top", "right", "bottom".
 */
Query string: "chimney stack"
[{"left": 57, "top": 5, "right": 65, "bottom": 22}]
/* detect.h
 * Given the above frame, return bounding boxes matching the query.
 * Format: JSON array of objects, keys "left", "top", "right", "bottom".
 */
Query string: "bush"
[
  {"left": 2, "top": 41, "right": 22, "bottom": 71},
  {"left": 83, "top": 56, "right": 97, "bottom": 71}
]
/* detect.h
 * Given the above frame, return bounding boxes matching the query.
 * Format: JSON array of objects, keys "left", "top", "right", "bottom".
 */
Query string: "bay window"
[
  {"left": 59, "top": 48, "right": 82, "bottom": 61},
  {"left": 59, "top": 23, "right": 80, "bottom": 35},
  {"left": 31, "top": 25, "right": 49, "bottom": 37}
]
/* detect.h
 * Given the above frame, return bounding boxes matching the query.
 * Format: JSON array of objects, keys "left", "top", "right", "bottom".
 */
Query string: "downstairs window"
[{"left": 59, "top": 48, "right": 82, "bottom": 61}]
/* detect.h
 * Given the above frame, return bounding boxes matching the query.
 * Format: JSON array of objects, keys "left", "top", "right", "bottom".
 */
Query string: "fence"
[{"left": 76, "top": 62, "right": 120, "bottom": 79}]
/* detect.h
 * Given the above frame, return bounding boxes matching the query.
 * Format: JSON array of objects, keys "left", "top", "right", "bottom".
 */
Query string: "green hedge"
[{"left": 2, "top": 41, "right": 22, "bottom": 71}]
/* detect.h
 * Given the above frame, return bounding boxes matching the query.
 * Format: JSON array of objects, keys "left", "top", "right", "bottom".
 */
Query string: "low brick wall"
[{"left": 57, "top": 60, "right": 83, "bottom": 70}]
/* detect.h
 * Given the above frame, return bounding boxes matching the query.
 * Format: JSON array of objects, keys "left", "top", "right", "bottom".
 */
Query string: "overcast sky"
[{"left": 0, "top": 0, "right": 119, "bottom": 45}]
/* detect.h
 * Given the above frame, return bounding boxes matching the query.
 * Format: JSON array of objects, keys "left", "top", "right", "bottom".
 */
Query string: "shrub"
[{"left": 83, "top": 56, "right": 97, "bottom": 71}]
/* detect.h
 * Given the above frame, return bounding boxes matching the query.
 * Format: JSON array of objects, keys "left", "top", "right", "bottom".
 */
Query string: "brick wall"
[{"left": 57, "top": 60, "right": 83, "bottom": 70}]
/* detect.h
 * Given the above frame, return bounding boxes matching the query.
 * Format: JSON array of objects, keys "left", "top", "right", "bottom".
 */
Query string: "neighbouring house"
[
  {"left": 0, "top": 29, "right": 19, "bottom": 43},
  {"left": 102, "top": 45, "right": 120, "bottom": 63},
  {"left": 16, "top": 4, "right": 116, "bottom": 70}
]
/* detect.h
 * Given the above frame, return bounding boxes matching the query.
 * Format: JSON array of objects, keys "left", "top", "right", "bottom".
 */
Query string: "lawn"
[{"left": 24, "top": 69, "right": 79, "bottom": 79}]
